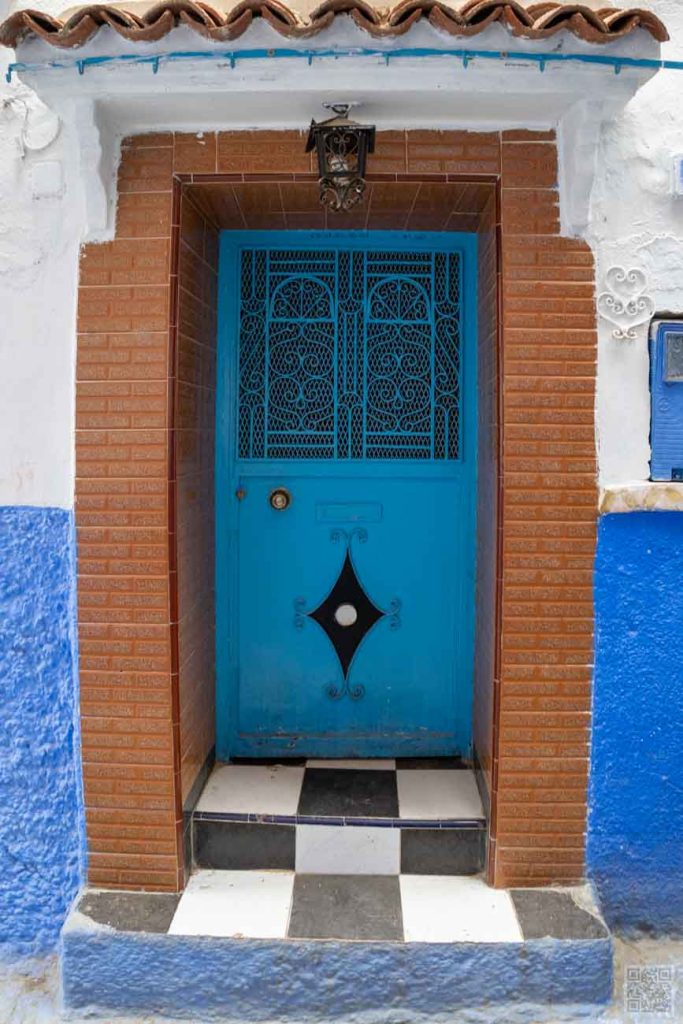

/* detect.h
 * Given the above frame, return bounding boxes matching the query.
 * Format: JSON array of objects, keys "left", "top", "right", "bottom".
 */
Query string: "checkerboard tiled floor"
[
  {"left": 191, "top": 759, "right": 486, "bottom": 874},
  {"left": 74, "top": 879, "right": 610, "bottom": 945},
  {"left": 168, "top": 870, "right": 523, "bottom": 942},
  {"left": 196, "top": 759, "right": 484, "bottom": 820}
]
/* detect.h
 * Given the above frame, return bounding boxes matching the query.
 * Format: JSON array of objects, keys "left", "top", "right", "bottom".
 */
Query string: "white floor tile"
[
  {"left": 306, "top": 760, "right": 396, "bottom": 770},
  {"left": 400, "top": 875, "right": 523, "bottom": 943},
  {"left": 397, "top": 769, "right": 484, "bottom": 820},
  {"left": 195, "top": 764, "right": 304, "bottom": 815},
  {"left": 295, "top": 825, "right": 400, "bottom": 875},
  {"left": 169, "top": 870, "right": 294, "bottom": 939}
]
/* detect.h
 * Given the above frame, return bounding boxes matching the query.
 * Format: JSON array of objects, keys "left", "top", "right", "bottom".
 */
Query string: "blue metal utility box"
[{"left": 650, "top": 320, "right": 683, "bottom": 480}]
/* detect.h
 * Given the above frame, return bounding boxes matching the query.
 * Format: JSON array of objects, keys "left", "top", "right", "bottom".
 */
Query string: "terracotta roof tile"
[{"left": 0, "top": 0, "right": 668, "bottom": 49}]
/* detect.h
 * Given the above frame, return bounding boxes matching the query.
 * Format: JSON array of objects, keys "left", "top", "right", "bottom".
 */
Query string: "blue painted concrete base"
[
  {"left": 62, "top": 927, "right": 612, "bottom": 1021},
  {"left": 588, "top": 512, "right": 683, "bottom": 937}
]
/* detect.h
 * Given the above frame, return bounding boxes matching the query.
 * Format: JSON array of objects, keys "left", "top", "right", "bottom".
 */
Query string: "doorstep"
[
  {"left": 61, "top": 877, "right": 613, "bottom": 1020},
  {"left": 188, "top": 758, "right": 487, "bottom": 875}
]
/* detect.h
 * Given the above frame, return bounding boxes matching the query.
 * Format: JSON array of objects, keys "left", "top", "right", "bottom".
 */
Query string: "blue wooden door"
[{"left": 216, "top": 232, "right": 477, "bottom": 759}]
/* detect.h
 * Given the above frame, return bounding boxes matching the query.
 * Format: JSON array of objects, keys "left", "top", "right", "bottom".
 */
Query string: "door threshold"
[{"left": 191, "top": 759, "right": 487, "bottom": 874}]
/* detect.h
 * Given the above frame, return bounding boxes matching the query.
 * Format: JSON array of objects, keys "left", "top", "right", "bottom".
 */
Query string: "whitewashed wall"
[
  {"left": 591, "top": 0, "right": 683, "bottom": 486},
  {"left": 0, "top": 0, "right": 682, "bottom": 504},
  {"left": 0, "top": 43, "right": 84, "bottom": 509}
]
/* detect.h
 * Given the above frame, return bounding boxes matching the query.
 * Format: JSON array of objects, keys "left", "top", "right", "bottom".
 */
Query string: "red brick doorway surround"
[{"left": 76, "top": 130, "right": 597, "bottom": 892}]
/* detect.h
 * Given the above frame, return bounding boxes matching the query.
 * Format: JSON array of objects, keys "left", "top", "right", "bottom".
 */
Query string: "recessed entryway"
[
  {"left": 170, "top": 172, "right": 499, "bottom": 887},
  {"left": 71, "top": 128, "right": 599, "bottom": 902}
]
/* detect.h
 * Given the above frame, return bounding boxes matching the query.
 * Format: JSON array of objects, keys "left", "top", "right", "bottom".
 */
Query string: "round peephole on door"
[
  {"left": 334, "top": 604, "right": 358, "bottom": 628},
  {"left": 269, "top": 487, "right": 291, "bottom": 511}
]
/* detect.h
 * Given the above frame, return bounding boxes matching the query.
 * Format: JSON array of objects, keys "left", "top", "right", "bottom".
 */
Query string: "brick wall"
[
  {"left": 75, "top": 129, "right": 597, "bottom": 890},
  {"left": 174, "top": 192, "right": 218, "bottom": 810},
  {"left": 472, "top": 188, "right": 499, "bottom": 800},
  {"left": 494, "top": 131, "right": 597, "bottom": 886},
  {"left": 77, "top": 134, "right": 179, "bottom": 889}
]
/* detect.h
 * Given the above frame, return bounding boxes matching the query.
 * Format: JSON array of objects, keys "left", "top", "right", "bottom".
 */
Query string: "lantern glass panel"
[{"left": 321, "top": 128, "right": 362, "bottom": 179}]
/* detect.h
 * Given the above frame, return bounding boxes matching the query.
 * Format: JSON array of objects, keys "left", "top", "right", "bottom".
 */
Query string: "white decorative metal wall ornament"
[{"left": 597, "top": 267, "right": 654, "bottom": 341}]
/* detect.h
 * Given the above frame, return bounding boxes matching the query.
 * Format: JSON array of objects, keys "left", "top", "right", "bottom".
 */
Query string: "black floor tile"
[
  {"left": 193, "top": 819, "right": 295, "bottom": 871},
  {"left": 401, "top": 827, "right": 486, "bottom": 875},
  {"left": 288, "top": 875, "right": 403, "bottom": 941},
  {"left": 77, "top": 892, "right": 181, "bottom": 934},
  {"left": 511, "top": 890, "right": 609, "bottom": 940},
  {"left": 395, "top": 757, "right": 469, "bottom": 770},
  {"left": 297, "top": 768, "right": 399, "bottom": 818}
]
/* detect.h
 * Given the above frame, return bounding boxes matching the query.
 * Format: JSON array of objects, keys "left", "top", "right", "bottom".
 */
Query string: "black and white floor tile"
[
  {"left": 74, "top": 881, "right": 609, "bottom": 946},
  {"left": 168, "top": 870, "right": 523, "bottom": 942},
  {"left": 192, "top": 759, "right": 486, "bottom": 875}
]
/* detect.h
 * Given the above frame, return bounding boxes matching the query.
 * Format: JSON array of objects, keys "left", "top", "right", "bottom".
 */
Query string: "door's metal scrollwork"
[{"left": 237, "top": 248, "right": 461, "bottom": 462}]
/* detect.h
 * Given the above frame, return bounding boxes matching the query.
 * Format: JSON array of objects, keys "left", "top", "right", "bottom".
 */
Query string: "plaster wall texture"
[
  {"left": 0, "top": 4, "right": 678, "bottom": 504},
  {"left": 587, "top": 511, "right": 683, "bottom": 936},
  {"left": 582, "top": 1, "right": 683, "bottom": 937},
  {"left": 0, "top": 45, "right": 86, "bottom": 510},
  {"left": 0, "top": 49, "right": 86, "bottom": 964},
  {"left": 61, "top": 926, "right": 613, "bottom": 1020},
  {"left": 0, "top": 506, "right": 85, "bottom": 960},
  {"left": 590, "top": 0, "right": 683, "bottom": 486},
  {"left": 0, "top": 4, "right": 677, "bottom": 508},
  {"left": 5, "top": 936, "right": 682, "bottom": 1023}
]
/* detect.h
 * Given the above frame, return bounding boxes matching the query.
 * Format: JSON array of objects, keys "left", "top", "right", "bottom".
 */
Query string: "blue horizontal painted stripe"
[{"left": 7, "top": 45, "right": 682, "bottom": 83}]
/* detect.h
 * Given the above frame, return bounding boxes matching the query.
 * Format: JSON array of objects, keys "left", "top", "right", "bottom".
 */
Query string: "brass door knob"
[{"left": 269, "top": 487, "right": 291, "bottom": 511}]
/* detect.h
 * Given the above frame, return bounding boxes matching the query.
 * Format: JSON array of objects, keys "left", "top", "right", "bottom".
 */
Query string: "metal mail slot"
[{"left": 315, "top": 502, "right": 383, "bottom": 524}]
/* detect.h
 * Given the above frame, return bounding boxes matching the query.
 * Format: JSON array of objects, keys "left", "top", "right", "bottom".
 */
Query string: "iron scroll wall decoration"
[
  {"left": 294, "top": 528, "right": 401, "bottom": 701},
  {"left": 597, "top": 266, "right": 654, "bottom": 341}
]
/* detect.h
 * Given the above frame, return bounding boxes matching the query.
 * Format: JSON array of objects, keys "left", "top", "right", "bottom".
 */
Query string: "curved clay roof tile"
[
  {"left": 310, "top": 0, "right": 380, "bottom": 35},
  {"left": 174, "top": 0, "right": 252, "bottom": 40},
  {"left": 600, "top": 8, "right": 667, "bottom": 40},
  {"left": 0, "top": 0, "right": 669, "bottom": 50},
  {"left": 97, "top": 5, "right": 173, "bottom": 41}
]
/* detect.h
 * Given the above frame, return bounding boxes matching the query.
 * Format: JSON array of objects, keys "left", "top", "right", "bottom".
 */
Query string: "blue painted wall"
[
  {"left": 588, "top": 511, "right": 683, "bottom": 936},
  {"left": 0, "top": 506, "right": 85, "bottom": 959}
]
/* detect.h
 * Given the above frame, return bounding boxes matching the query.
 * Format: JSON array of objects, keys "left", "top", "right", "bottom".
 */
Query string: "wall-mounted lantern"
[{"left": 306, "top": 104, "right": 375, "bottom": 213}]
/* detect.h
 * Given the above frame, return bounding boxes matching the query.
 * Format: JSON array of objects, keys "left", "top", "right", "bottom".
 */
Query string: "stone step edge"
[
  {"left": 193, "top": 810, "right": 487, "bottom": 828},
  {"left": 61, "top": 921, "right": 613, "bottom": 1020}
]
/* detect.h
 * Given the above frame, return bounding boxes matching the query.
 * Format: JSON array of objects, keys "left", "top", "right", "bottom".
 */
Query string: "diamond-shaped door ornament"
[{"left": 294, "top": 528, "right": 400, "bottom": 700}]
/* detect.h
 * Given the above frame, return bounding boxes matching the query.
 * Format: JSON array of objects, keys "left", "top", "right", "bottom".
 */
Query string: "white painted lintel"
[{"left": 11, "top": 20, "right": 661, "bottom": 241}]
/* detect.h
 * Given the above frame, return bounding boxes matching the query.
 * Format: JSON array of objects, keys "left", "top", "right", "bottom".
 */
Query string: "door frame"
[{"left": 215, "top": 229, "right": 478, "bottom": 761}]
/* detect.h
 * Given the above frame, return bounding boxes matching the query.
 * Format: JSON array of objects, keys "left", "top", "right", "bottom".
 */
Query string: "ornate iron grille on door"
[{"left": 237, "top": 248, "right": 461, "bottom": 461}]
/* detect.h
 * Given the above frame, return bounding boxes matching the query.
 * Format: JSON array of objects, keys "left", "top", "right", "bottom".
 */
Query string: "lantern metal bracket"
[{"left": 321, "top": 102, "right": 361, "bottom": 118}]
